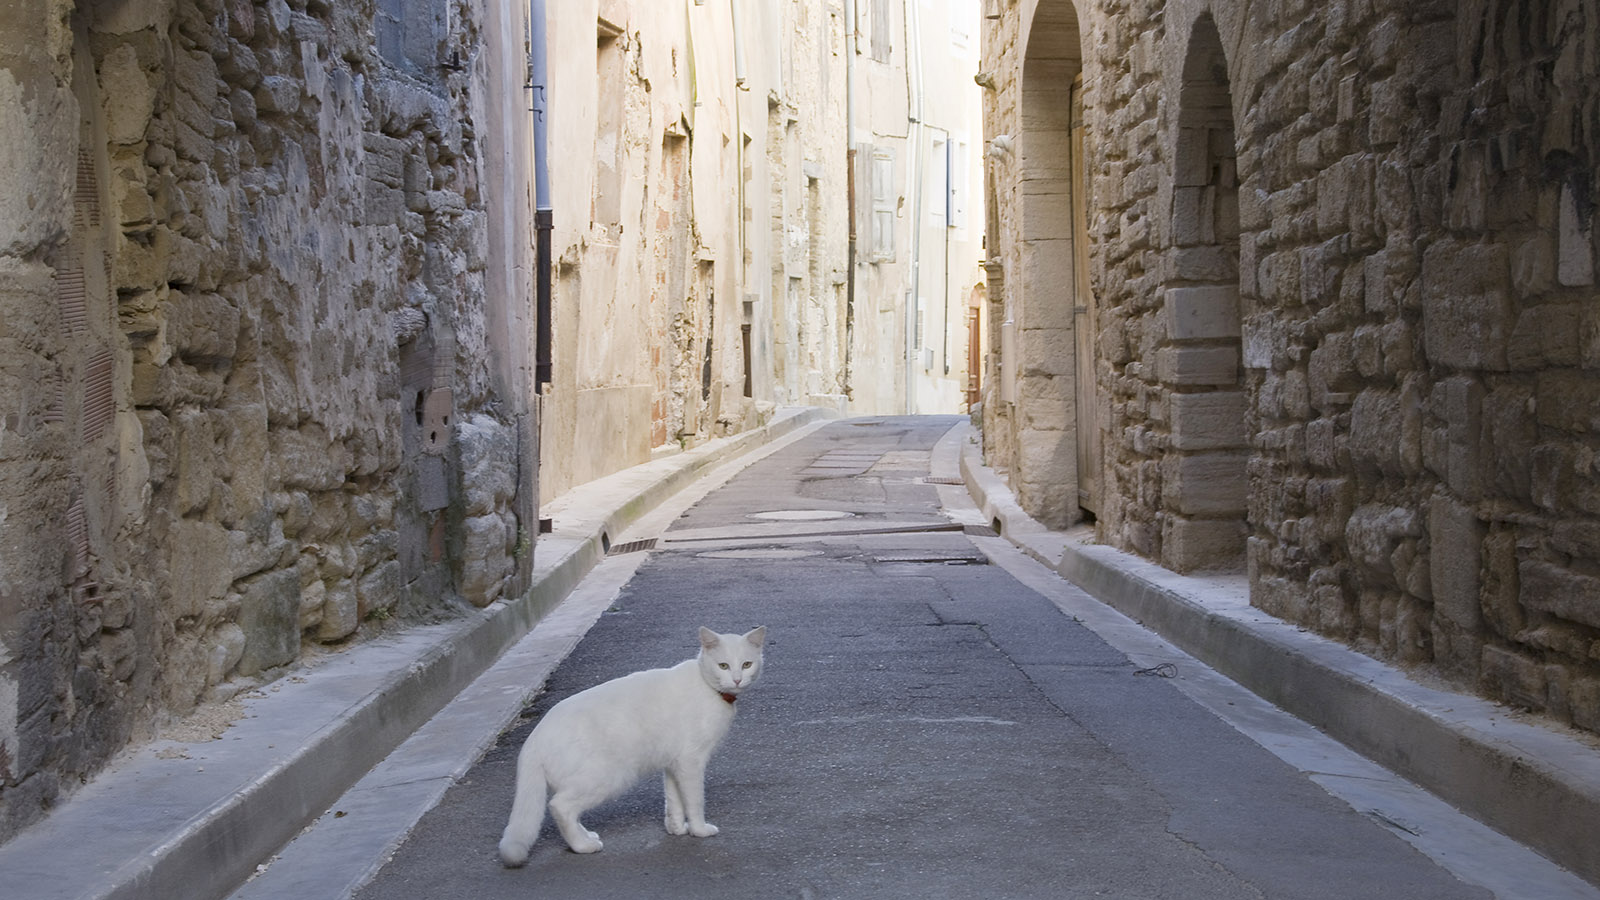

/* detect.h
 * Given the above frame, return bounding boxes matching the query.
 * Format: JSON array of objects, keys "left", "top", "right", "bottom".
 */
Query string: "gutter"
[{"left": 529, "top": 0, "right": 553, "bottom": 392}]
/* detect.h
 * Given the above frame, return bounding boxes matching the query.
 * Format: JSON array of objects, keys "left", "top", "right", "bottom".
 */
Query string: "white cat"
[{"left": 498, "top": 625, "right": 768, "bottom": 866}]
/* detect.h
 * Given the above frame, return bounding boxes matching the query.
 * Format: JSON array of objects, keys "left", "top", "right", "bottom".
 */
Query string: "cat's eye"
[
  {"left": 718, "top": 663, "right": 729, "bottom": 669},
  {"left": 741, "top": 661, "right": 753, "bottom": 669}
]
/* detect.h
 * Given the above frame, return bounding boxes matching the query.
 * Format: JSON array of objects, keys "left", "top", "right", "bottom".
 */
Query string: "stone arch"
[
  {"left": 1157, "top": 12, "right": 1247, "bottom": 571},
  {"left": 1014, "top": 0, "right": 1097, "bottom": 528}
]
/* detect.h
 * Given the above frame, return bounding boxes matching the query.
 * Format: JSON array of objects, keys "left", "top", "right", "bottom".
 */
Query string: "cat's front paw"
[
  {"left": 688, "top": 821, "right": 719, "bottom": 838},
  {"left": 567, "top": 831, "right": 604, "bottom": 854},
  {"left": 665, "top": 816, "right": 689, "bottom": 836}
]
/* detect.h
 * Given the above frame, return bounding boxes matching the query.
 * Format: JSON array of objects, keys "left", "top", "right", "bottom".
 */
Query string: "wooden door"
[{"left": 1071, "top": 74, "right": 1101, "bottom": 515}]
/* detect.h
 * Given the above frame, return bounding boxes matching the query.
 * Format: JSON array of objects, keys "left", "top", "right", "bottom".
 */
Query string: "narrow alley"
[{"left": 283, "top": 418, "right": 1558, "bottom": 899}]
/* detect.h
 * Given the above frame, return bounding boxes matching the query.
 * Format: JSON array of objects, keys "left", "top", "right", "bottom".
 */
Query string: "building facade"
[
  {"left": 980, "top": 0, "right": 1600, "bottom": 732},
  {"left": 0, "top": 0, "right": 535, "bottom": 840},
  {"left": 537, "top": 0, "right": 987, "bottom": 503}
]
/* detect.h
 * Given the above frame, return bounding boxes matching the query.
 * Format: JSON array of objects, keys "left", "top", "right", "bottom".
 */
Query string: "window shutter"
[{"left": 870, "top": 146, "right": 896, "bottom": 263}]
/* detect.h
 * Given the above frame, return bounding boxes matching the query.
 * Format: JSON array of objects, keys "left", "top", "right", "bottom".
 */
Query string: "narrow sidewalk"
[
  {"left": 0, "top": 407, "right": 835, "bottom": 900},
  {"left": 952, "top": 421, "right": 1600, "bottom": 887}
]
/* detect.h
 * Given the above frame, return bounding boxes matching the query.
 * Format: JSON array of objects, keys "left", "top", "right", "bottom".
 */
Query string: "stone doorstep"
[
  {"left": 955, "top": 426, "right": 1600, "bottom": 888},
  {"left": 0, "top": 406, "right": 837, "bottom": 900}
]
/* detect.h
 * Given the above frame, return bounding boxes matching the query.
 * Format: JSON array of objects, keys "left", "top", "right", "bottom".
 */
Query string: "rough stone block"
[
  {"left": 1558, "top": 183, "right": 1595, "bottom": 287},
  {"left": 167, "top": 290, "right": 239, "bottom": 362},
  {"left": 1163, "top": 285, "right": 1240, "bottom": 340},
  {"left": 1508, "top": 303, "right": 1581, "bottom": 369},
  {"left": 1155, "top": 345, "right": 1238, "bottom": 386},
  {"left": 317, "top": 579, "right": 358, "bottom": 642},
  {"left": 1535, "top": 369, "right": 1600, "bottom": 433},
  {"left": 1161, "top": 451, "right": 1247, "bottom": 516},
  {"left": 237, "top": 568, "right": 301, "bottom": 676},
  {"left": 1169, "top": 245, "right": 1238, "bottom": 282},
  {"left": 1422, "top": 242, "right": 1513, "bottom": 371},
  {"left": 1162, "top": 514, "right": 1246, "bottom": 572},
  {"left": 358, "top": 559, "right": 402, "bottom": 617},
  {"left": 1519, "top": 560, "right": 1600, "bottom": 630},
  {"left": 1018, "top": 328, "right": 1075, "bottom": 378},
  {"left": 1017, "top": 373, "right": 1074, "bottom": 430},
  {"left": 1171, "top": 186, "right": 1215, "bottom": 246},
  {"left": 457, "top": 415, "right": 517, "bottom": 517},
  {"left": 170, "top": 520, "right": 233, "bottom": 620},
  {"left": 1349, "top": 388, "right": 1404, "bottom": 476},
  {"left": 1480, "top": 644, "right": 1546, "bottom": 711},
  {"left": 1344, "top": 503, "right": 1421, "bottom": 584},
  {"left": 1428, "top": 495, "right": 1483, "bottom": 630},
  {"left": 1020, "top": 186, "right": 1075, "bottom": 242},
  {"left": 458, "top": 512, "right": 512, "bottom": 608},
  {"left": 1169, "top": 391, "right": 1247, "bottom": 450},
  {"left": 174, "top": 407, "right": 218, "bottom": 516}
]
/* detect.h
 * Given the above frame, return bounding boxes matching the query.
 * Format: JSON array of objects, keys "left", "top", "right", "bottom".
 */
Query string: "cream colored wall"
[
  {"left": 539, "top": 1, "right": 763, "bottom": 500},
  {"left": 536, "top": 0, "right": 985, "bottom": 500},
  {"left": 846, "top": 0, "right": 986, "bottom": 416},
  {"left": 909, "top": 0, "right": 986, "bottom": 414}
]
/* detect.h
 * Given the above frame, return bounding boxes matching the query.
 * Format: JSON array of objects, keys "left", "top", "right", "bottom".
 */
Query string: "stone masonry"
[
  {"left": 0, "top": 0, "right": 530, "bottom": 840},
  {"left": 982, "top": 0, "right": 1600, "bottom": 734}
]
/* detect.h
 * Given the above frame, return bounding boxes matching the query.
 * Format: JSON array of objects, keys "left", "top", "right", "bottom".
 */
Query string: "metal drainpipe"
[
  {"left": 529, "top": 0, "right": 553, "bottom": 393},
  {"left": 905, "top": 0, "right": 926, "bottom": 415},
  {"left": 843, "top": 0, "right": 858, "bottom": 402}
]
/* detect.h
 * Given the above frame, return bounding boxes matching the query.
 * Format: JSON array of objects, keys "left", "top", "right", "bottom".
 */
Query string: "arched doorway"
[
  {"left": 1014, "top": 0, "right": 1098, "bottom": 528},
  {"left": 1158, "top": 13, "right": 1247, "bottom": 571}
]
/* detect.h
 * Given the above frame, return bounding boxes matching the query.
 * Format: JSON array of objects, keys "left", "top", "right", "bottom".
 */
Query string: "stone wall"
[
  {"left": 0, "top": 0, "right": 530, "bottom": 840},
  {"left": 983, "top": 0, "right": 1600, "bottom": 733}
]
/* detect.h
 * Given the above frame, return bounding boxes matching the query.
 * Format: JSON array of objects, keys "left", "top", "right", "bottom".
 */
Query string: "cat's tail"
[{"left": 498, "top": 750, "right": 548, "bottom": 868}]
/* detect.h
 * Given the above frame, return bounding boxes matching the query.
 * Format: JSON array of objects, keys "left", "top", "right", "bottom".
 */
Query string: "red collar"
[{"left": 719, "top": 691, "right": 737, "bottom": 704}]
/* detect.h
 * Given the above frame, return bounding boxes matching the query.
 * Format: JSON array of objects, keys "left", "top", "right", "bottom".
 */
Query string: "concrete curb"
[
  {"left": 0, "top": 405, "right": 836, "bottom": 900},
  {"left": 954, "top": 423, "right": 1600, "bottom": 887}
]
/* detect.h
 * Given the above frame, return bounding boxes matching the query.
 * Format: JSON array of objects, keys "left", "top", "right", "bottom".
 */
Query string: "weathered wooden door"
[{"left": 1071, "top": 74, "right": 1101, "bottom": 515}]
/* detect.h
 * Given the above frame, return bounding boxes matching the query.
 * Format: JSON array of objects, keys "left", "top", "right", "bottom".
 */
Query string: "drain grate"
[
  {"left": 871, "top": 551, "right": 989, "bottom": 565},
  {"left": 924, "top": 476, "right": 965, "bottom": 485},
  {"left": 606, "top": 538, "right": 658, "bottom": 556},
  {"left": 961, "top": 523, "right": 999, "bottom": 537}
]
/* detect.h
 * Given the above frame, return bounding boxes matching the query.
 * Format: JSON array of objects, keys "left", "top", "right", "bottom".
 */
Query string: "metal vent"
[
  {"left": 74, "top": 149, "right": 100, "bottom": 229},
  {"left": 606, "top": 538, "right": 658, "bottom": 557},
  {"left": 41, "top": 375, "right": 66, "bottom": 425},
  {"left": 66, "top": 496, "right": 90, "bottom": 577},
  {"left": 870, "top": 551, "right": 988, "bottom": 565},
  {"left": 81, "top": 349, "right": 115, "bottom": 443},
  {"left": 56, "top": 264, "right": 88, "bottom": 337}
]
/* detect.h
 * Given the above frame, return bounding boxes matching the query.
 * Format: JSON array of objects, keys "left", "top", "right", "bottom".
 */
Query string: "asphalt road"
[{"left": 355, "top": 416, "right": 1490, "bottom": 900}]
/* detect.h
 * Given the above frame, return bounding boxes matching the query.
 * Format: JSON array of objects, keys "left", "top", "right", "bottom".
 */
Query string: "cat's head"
[{"left": 697, "top": 626, "right": 767, "bottom": 697}]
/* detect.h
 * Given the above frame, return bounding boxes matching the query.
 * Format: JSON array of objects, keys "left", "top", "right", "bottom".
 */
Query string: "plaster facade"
[
  {"left": 536, "top": 0, "right": 988, "bottom": 505},
  {"left": 981, "top": 0, "right": 1600, "bottom": 732}
]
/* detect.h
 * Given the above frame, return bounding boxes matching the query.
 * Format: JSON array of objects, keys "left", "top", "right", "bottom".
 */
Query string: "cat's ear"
[
  {"left": 699, "top": 626, "right": 721, "bottom": 650},
  {"left": 743, "top": 625, "right": 767, "bottom": 648}
]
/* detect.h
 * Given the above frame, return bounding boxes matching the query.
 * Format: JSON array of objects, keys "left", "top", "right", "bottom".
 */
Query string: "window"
[
  {"left": 870, "top": 0, "right": 892, "bottom": 63},
  {"left": 865, "top": 145, "right": 897, "bottom": 263},
  {"left": 949, "top": 137, "right": 969, "bottom": 230}
]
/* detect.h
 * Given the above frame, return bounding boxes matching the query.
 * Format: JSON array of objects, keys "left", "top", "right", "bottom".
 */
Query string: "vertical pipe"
[
  {"left": 529, "top": 0, "right": 553, "bottom": 392},
  {"left": 905, "top": 0, "right": 925, "bottom": 415},
  {"left": 843, "top": 0, "right": 858, "bottom": 401},
  {"left": 730, "top": 0, "right": 747, "bottom": 89},
  {"left": 943, "top": 136, "right": 951, "bottom": 376}
]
